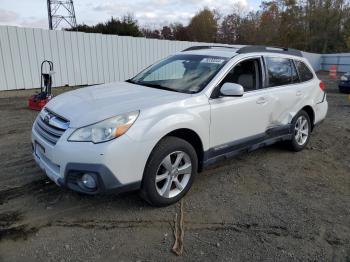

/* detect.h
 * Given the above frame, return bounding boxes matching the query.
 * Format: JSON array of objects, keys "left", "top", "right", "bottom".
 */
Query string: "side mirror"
[{"left": 220, "top": 83, "right": 244, "bottom": 97}]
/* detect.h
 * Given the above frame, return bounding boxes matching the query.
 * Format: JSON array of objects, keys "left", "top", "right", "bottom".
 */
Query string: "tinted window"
[
  {"left": 266, "top": 57, "right": 293, "bottom": 87},
  {"left": 295, "top": 61, "right": 313, "bottom": 82}
]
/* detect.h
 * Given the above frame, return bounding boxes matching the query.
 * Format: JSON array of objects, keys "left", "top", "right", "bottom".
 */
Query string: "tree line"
[{"left": 68, "top": 0, "right": 350, "bottom": 53}]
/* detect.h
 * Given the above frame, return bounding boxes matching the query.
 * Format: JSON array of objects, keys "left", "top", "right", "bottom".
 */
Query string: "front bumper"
[
  {"left": 31, "top": 123, "right": 152, "bottom": 195},
  {"left": 33, "top": 150, "right": 140, "bottom": 194}
]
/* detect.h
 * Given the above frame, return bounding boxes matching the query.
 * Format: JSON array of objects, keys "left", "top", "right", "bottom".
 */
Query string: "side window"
[
  {"left": 295, "top": 61, "right": 313, "bottom": 82},
  {"left": 266, "top": 57, "right": 293, "bottom": 87},
  {"left": 220, "top": 58, "right": 262, "bottom": 92},
  {"left": 291, "top": 60, "right": 300, "bottom": 83}
]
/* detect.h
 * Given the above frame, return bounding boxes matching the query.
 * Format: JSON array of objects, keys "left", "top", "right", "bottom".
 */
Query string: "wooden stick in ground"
[{"left": 172, "top": 199, "right": 184, "bottom": 256}]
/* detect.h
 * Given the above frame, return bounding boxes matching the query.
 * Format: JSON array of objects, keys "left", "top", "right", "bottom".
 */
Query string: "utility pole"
[{"left": 47, "top": 0, "right": 77, "bottom": 30}]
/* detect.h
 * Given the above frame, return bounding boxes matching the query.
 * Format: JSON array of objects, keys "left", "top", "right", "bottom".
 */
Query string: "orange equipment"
[{"left": 329, "top": 65, "right": 337, "bottom": 79}]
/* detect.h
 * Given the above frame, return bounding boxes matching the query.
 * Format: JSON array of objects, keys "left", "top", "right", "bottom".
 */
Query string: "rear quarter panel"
[{"left": 268, "top": 57, "right": 325, "bottom": 127}]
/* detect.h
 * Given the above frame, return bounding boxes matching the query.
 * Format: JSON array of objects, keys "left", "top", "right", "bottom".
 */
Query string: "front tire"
[
  {"left": 287, "top": 110, "right": 311, "bottom": 152},
  {"left": 140, "top": 136, "right": 198, "bottom": 206}
]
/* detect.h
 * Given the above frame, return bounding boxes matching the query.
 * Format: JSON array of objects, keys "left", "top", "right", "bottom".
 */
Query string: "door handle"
[
  {"left": 296, "top": 91, "right": 302, "bottom": 96},
  {"left": 256, "top": 97, "right": 267, "bottom": 104}
]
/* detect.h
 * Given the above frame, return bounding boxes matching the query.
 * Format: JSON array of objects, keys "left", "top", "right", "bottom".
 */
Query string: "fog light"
[{"left": 81, "top": 173, "right": 97, "bottom": 189}]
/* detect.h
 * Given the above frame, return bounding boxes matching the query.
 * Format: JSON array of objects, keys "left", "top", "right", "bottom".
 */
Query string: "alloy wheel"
[
  {"left": 155, "top": 151, "right": 192, "bottom": 198},
  {"left": 294, "top": 115, "right": 309, "bottom": 146}
]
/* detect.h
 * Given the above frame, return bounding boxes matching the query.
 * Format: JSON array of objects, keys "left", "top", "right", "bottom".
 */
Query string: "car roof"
[
  {"left": 180, "top": 45, "right": 303, "bottom": 59},
  {"left": 181, "top": 48, "right": 239, "bottom": 58}
]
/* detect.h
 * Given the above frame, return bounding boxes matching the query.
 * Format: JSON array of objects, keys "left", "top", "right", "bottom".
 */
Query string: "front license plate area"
[{"left": 34, "top": 141, "right": 45, "bottom": 159}]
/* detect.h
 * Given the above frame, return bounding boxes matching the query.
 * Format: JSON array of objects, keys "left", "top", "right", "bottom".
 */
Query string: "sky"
[{"left": 0, "top": 0, "right": 261, "bottom": 29}]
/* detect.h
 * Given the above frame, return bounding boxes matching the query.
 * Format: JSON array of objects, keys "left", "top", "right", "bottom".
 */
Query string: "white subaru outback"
[{"left": 32, "top": 45, "right": 328, "bottom": 206}]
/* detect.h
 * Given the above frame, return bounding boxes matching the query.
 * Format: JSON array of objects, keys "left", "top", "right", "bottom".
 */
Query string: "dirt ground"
[{"left": 0, "top": 72, "right": 349, "bottom": 262}]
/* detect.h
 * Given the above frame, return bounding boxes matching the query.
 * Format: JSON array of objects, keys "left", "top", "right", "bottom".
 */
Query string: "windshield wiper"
[
  {"left": 126, "top": 80, "right": 191, "bottom": 93},
  {"left": 125, "top": 79, "right": 135, "bottom": 84}
]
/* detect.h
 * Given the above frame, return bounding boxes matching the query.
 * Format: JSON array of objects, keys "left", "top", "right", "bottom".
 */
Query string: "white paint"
[{"left": 31, "top": 48, "right": 328, "bottom": 188}]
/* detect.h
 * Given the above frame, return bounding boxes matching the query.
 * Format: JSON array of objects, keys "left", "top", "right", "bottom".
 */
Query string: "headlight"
[
  {"left": 340, "top": 75, "right": 348, "bottom": 81},
  {"left": 68, "top": 111, "right": 139, "bottom": 143}
]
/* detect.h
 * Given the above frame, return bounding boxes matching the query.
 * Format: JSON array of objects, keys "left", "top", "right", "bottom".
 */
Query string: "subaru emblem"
[{"left": 44, "top": 113, "right": 51, "bottom": 124}]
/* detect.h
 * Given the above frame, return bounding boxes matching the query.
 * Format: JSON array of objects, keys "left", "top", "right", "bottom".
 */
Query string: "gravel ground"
[{"left": 0, "top": 72, "right": 349, "bottom": 261}]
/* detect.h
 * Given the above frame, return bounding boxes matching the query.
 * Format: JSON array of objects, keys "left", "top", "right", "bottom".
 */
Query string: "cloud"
[
  {"left": 0, "top": 8, "right": 47, "bottom": 28},
  {"left": 20, "top": 17, "right": 48, "bottom": 29},
  {"left": 91, "top": 0, "right": 249, "bottom": 26},
  {"left": 0, "top": 8, "right": 19, "bottom": 25},
  {"left": 0, "top": 0, "right": 252, "bottom": 29}
]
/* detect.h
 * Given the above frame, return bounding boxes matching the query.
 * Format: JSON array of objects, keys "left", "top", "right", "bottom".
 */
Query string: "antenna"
[{"left": 47, "top": 0, "right": 77, "bottom": 30}]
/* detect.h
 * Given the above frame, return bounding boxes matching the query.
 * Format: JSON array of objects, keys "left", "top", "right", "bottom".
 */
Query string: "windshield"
[{"left": 128, "top": 54, "right": 229, "bottom": 94}]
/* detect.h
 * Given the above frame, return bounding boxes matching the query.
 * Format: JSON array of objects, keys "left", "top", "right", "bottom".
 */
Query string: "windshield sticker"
[{"left": 201, "top": 58, "right": 225, "bottom": 64}]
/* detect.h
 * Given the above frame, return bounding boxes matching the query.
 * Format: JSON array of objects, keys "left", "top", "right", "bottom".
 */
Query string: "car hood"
[{"left": 45, "top": 82, "right": 190, "bottom": 127}]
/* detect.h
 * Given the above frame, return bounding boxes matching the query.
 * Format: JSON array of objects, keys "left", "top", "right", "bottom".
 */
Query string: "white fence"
[
  {"left": 321, "top": 53, "right": 350, "bottom": 72},
  {"left": 0, "top": 25, "right": 338, "bottom": 91},
  {"left": 0, "top": 26, "right": 209, "bottom": 91},
  {"left": 301, "top": 52, "right": 321, "bottom": 71}
]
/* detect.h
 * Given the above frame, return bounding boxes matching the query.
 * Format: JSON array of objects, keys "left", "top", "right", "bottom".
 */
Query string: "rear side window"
[
  {"left": 265, "top": 57, "right": 293, "bottom": 87},
  {"left": 291, "top": 60, "right": 299, "bottom": 83},
  {"left": 295, "top": 61, "right": 313, "bottom": 82}
]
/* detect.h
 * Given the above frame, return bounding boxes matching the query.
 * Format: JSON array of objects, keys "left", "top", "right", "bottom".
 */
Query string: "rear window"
[
  {"left": 266, "top": 57, "right": 293, "bottom": 87},
  {"left": 295, "top": 61, "right": 313, "bottom": 82}
]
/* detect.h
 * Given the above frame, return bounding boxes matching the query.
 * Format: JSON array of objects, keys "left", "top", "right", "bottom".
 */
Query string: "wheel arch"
[
  {"left": 301, "top": 105, "right": 315, "bottom": 130},
  {"left": 145, "top": 128, "right": 205, "bottom": 173},
  {"left": 166, "top": 128, "right": 204, "bottom": 171}
]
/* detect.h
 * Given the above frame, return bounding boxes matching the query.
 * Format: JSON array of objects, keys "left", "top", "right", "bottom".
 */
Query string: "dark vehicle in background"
[{"left": 339, "top": 73, "right": 350, "bottom": 93}]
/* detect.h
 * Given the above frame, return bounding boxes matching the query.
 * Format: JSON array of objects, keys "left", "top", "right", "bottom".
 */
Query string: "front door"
[{"left": 209, "top": 57, "right": 273, "bottom": 152}]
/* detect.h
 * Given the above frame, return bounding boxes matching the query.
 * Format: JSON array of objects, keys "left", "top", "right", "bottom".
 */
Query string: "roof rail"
[
  {"left": 182, "top": 45, "right": 238, "bottom": 52},
  {"left": 237, "top": 45, "right": 303, "bottom": 57}
]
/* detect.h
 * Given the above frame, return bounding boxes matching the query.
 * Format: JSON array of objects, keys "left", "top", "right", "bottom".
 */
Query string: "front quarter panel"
[{"left": 126, "top": 94, "right": 211, "bottom": 152}]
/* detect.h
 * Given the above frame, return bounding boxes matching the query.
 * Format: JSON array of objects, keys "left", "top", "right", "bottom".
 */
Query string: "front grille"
[{"left": 34, "top": 109, "right": 69, "bottom": 145}]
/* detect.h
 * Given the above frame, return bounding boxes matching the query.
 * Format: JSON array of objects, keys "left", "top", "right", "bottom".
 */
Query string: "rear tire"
[
  {"left": 287, "top": 110, "right": 311, "bottom": 152},
  {"left": 140, "top": 136, "right": 198, "bottom": 206}
]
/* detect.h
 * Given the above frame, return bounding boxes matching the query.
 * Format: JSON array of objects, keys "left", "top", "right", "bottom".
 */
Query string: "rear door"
[{"left": 264, "top": 56, "right": 303, "bottom": 127}]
